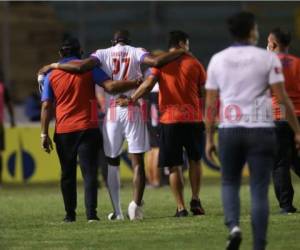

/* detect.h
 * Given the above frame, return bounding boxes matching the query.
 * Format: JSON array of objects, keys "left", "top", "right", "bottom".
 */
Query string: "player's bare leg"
[
  {"left": 107, "top": 156, "right": 124, "bottom": 220},
  {"left": 146, "top": 148, "right": 160, "bottom": 187},
  {"left": 151, "top": 148, "right": 160, "bottom": 186},
  {"left": 189, "top": 160, "right": 201, "bottom": 200},
  {"left": 132, "top": 153, "right": 146, "bottom": 205},
  {"left": 145, "top": 151, "right": 153, "bottom": 184},
  {"left": 189, "top": 160, "right": 205, "bottom": 215},
  {"left": 128, "top": 153, "right": 146, "bottom": 220},
  {"left": 169, "top": 166, "right": 188, "bottom": 217}
]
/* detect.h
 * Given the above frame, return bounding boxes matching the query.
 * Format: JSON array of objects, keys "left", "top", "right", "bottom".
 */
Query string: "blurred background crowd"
[{"left": 1, "top": 2, "right": 300, "bottom": 123}]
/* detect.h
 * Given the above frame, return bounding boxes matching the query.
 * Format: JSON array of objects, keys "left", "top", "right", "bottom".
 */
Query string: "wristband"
[
  {"left": 41, "top": 133, "right": 48, "bottom": 138},
  {"left": 51, "top": 63, "right": 59, "bottom": 69}
]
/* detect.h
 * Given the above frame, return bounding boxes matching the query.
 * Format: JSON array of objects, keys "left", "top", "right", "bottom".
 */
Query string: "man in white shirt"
[
  {"left": 205, "top": 12, "right": 300, "bottom": 250},
  {"left": 39, "top": 30, "right": 185, "bottom": 220}
]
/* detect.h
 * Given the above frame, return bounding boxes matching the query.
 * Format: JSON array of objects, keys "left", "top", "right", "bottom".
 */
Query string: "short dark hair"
[
  {"left": 112, "top": 30, "right": 131, "bottom": 45},
  {"left": 59, "top": 37, "right": 81, "bottom": 58},
  {"left": 227, "top": 11, "right": 256, "bottom": 40},
  {"left": 270, "top": 27, "right": 292, "bottom": 47},
  {"left": 168, "top": 30, "right": 189, "bottom": 48}
]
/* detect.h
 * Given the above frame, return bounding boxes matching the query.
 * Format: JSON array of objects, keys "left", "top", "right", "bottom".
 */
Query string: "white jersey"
[
  {"left": 91, "top": 44, "right": 150, "bottom": 157},
  {"left": 91, "top": 44, "right": 149, "bottom": 111},
  {"left": 205, "top": 45, "right": 284, "bottom": 128}
]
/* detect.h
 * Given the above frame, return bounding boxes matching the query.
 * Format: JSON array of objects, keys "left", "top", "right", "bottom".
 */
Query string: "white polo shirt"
[{"left": 205, "top": 44, "right": 284, "bottom": 128}]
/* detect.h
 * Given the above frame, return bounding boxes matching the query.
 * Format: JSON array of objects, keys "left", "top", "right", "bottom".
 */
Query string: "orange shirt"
[
  {"left": 41, "top": 57, "right": 110, "bottom": 133},
  {"left": 150, "top": 54, "right": 206, "bottom": 124},
  {"left": 273, "top": 53, "right": 300, "bottom": 120}
]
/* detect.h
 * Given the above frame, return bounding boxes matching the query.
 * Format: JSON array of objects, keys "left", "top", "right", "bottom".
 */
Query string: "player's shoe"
[
  {"left": 280, "top": 206, "right": 297, "bottom": 215},
  {"left": 87, "top": 216, "right": 100, "bottom": 223},
  {"left": 127, "top": 201, "right": 144, "bottom": 220},
  {"left": 190, "top": 199, "right": 205, "bottom": 216},
  {"left": 63, "top": 215, "right": 76, "bottom": 223},
  {"left": 174, "top": 208, "right": 189, "bottom": 217},
  {"left": 108, "top": 212, "right": 124, "bottom": 221},
  {"left": 226, "top": 226, "right": 242, "bottom": 250},
  {"left": 135, "top": 203, "right": 144, "bottom": 220}
]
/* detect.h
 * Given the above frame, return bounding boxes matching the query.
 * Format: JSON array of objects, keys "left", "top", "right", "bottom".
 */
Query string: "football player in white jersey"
[{"left": 39, "top": 30, "right": 186, "bottom": 220}]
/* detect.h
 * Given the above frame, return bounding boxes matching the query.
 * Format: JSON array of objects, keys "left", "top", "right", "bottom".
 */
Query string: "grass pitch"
[{"left": 1, "top": 177, "right": 300, "bottom": 250}]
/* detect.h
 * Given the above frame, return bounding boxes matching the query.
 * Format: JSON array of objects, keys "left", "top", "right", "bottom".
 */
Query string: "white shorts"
[{"left": 103, "top": 106, "right": 150, "bottom": 158}]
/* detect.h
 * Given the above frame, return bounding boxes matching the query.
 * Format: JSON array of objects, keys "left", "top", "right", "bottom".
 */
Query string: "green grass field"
[{"left": 1, "top": 177, "right": 300, "bottom": 250}]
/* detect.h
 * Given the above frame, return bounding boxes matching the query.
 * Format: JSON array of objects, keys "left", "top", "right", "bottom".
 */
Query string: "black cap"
[{"left": 60, "top": 37, "right": 81, "bottom": 51}]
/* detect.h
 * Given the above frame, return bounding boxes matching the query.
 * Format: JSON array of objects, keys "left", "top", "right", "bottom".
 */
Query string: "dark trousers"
[
  {"left": 273, "top": 120, "right": 300, "bottom": 209},
  {"left": 219, "top": 127, "right": 276, "bottom": 250},
  {"left": 54, "top": 128, "right": 102, "bottom": 219}
]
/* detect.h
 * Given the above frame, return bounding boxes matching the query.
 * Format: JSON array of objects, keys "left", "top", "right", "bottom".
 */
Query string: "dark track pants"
[
  {"left": 273, "top": 120, "right": 300, "bottom": 210},
  {"left": 54, "top": 128, "right": 102, "bottom": 219},
  {"left": 219, "top": 127, "right": 276, "bottom": 250}
]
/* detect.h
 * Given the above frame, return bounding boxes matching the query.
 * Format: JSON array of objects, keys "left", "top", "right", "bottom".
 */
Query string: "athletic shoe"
[
  {"left": 63, "top": 215, "right": 75, "bottom": 223},
  {"left": 174, "top": 209, "right": 189, "bottom": 217},
  {"left": 108, "top": 212, "right": 124, "bottom": 221},
  {"left": 87, "top": 216, "right": 100, "bottom": 223},
  {"left": 190, "top": 199, "right": 205, "bottom": 216},
  {"left": 128, "top": 201, "right": 144, "bottom": 220},
  {"left": 135, "top": 203, "right": 144, "bottom": 220},
  {"left": 280, "top": 206, "right": 297, "bottom": 215},
  {"left": 226, "top": 226, "right": 242, "bottom": 250}
]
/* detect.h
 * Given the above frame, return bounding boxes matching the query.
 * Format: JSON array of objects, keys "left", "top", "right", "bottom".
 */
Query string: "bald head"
[{"left": 112, "top": 30, "right": 131, "bottom": 46}]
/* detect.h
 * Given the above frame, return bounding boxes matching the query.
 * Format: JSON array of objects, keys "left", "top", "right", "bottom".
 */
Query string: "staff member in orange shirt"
[
  {"left": 267, "top": 28, "right": 300, "bottom": 214},
  {"left": 117, "top": 31, "right": 206, "bottom": 217},
  {"left": 40, "top": 38, "right": 141, "bottom": 222}
]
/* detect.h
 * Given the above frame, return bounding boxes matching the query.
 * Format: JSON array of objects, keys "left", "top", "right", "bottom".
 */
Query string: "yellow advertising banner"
[
  {"left": 2, "top": 126, "right": 140, "bottom": 183},
  {"left": 2, "top": 126, "right": 150, "bottom": 183},
  {"left": 2, "top": 126, "right": 248, "bottom": 184}
]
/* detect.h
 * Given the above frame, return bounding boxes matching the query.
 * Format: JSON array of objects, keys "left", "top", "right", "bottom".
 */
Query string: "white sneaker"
[
  {"left": 107, "top": 212, "right": 124, "bottom": 221},
  {"left": 226, "top": 226, "right": 242, "bottom": 250},
  {"left": 231, "top": 226, "right": 241, "bottom": 234},
  {"left": 87, "top": 219, "right": 99, "bottom": 223},
  {"left": 128, "top": 201, "right": 144, "bottom": 220}
]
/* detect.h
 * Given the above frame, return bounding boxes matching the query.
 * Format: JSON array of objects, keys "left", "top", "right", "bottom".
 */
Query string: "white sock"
[{"left": 107, "top": 165, "right": 122, "bottom": 216}]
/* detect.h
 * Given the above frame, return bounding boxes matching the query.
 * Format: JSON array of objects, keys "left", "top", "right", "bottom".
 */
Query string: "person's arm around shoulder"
[
  {"left": 40, "top": 57, "right": 99, "bottom": 75},
  {"left": 38, "top": 49, "right": 103, "bottom": 75},
  {"left": 141, "top": 48, "right": 186, "bottom": 67}
]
